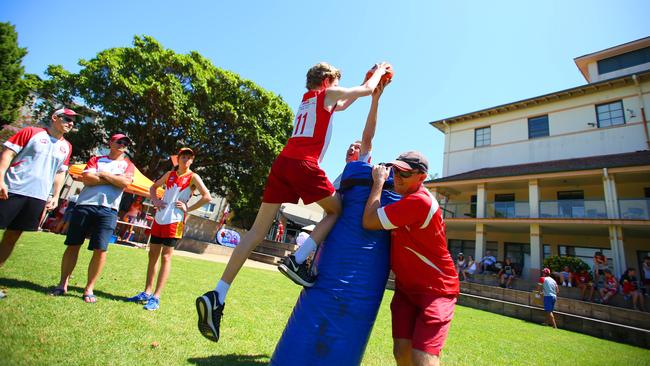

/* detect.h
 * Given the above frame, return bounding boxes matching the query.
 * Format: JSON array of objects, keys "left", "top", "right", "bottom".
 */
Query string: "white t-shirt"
[{"left": 3, "top": 127, "right": 72, "bottom": 201}]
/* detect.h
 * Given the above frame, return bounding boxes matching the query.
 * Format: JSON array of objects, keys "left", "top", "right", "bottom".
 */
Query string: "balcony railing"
[
  {"left": 441, "top": 203, "right": 475, "bottom": 219},
  {"left": 486, "top": 201, "right": 530, "bottom": 218},
  {"left": 540, "top": 200, "right": 607, "bottom": 219},
  {"left": 619, "top": 199, "right": 650, "bottom": 220}
]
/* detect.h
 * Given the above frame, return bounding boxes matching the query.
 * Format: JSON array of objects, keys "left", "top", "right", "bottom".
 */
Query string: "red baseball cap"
[
  {"left": 543, "top": 268, "right": 551, "bottom": 275},
  {"left": 386, "top": 151, "right": 429, "bottom": 173},
  {"left": 178, "top": 147, "right": 195, "bottom": 155},
  {"left": 110, "top": 133, "right": 132, "bottom": 144},
  {"left": 52, "top": 108, "right": 79, "bottom": 117}
]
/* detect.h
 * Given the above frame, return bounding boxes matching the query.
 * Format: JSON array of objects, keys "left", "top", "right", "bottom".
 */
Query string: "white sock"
[
  {"left": 214, "top": 280, "right": 230, "bottom": 304},
  {"left": 294, "top": 237, "right": 317, "bottom": 264}
]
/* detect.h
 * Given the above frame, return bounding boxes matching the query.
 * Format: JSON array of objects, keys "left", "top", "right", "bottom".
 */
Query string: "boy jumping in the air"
[{"left": 195, "top": 61, "right": 392, "bottom": 342}]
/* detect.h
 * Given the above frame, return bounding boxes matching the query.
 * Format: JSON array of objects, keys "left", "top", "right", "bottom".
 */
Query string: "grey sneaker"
[{"left": 278, "top": 255, "right": 315, "bottom": 287}]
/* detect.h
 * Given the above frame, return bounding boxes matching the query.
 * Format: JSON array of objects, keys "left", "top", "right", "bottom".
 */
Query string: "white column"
[
  {"left": 475, "top": 223, "right": 486, "bottom": 260},
  {"left": 477, "top": 184, "right": 486, "bottom": 219},
  {"left": 529, "top": 179, "right": 539, "bottom": 218},
  {"left": 603, "top": 170, "right": 619, "bottom": 219},
  {"left": 530, "top": 223, "right": 542, "bottom": 279},
  {"left": 608, "top": 225, "right": 626, "bottom": 277}
]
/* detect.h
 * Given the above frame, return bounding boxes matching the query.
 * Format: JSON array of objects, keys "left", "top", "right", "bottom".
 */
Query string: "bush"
[{"left": 543, "top": 256, "right": 590, "bottom": 273}]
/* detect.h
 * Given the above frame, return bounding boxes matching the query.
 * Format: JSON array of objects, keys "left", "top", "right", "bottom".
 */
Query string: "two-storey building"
[{"left": 428, "top": 37, "right": 650, "bottom": 279}]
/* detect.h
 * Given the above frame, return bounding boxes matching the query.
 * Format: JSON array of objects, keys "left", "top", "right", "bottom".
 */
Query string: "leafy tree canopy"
[
  {"left": 0, "top": 22, "right": 30, "bottom": 126},
  {"left": 36, "top": 35, "right": 293, "bottom": 227}
]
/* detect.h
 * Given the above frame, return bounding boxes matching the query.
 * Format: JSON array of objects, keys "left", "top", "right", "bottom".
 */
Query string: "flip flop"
[
  {"left": 82, "top": 294, "right": 97, "bottom": 303},
  {"left": 49, "top": 288, "right": 67, "bottom": 296}
]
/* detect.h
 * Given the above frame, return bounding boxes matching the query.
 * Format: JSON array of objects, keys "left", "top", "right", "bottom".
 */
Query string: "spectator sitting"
[
  {"left": 598, "top": 269, "right": 618, "bottom": 305},
  {"left": 498, "top": 257, "right": 517, "bottom": 289},
  {"left": 479, "top": 250, "right": 497, "bottom": 273},
  {"left": 456, "top": 253, "right": 467, "bottom": 281},
  {"left": 462, "top": 255, "right": 477, "bottom": 282},
  {"left": 557, "top": 266, "right": 573, "bottom": 287},
  {"left": 575, "top": 269, "right": 594, "bottom": 302},
  {"left": 620, "top": 268, "right": 646, "bottom": 312}
]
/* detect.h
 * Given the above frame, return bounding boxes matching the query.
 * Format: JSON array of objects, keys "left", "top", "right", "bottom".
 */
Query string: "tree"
[
  {"left": 37, "top": 35, "right": 294, "bottom": 227},
  {"left": 0, "top": 22, "right": 30, "bottom": 127}
]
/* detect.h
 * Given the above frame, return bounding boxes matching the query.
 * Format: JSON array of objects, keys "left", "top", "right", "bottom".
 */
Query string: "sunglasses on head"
[{"left": 59, "top": 116, "right": 75, "bottom": 123}]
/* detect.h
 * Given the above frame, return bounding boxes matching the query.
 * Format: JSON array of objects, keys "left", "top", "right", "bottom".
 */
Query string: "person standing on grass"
[
  {"left": 127, "top": 147, "right": 211, "bottom": 311},
  {"left": 49, "top": 134, "right": 134, "bottom": 303},
  {"left": 0, "top": 108, "right": 75, "bottom": 273},
  {"left": 195, "top": 61, "right": 391, "bottom": 343},
  {"left": 362, "top": 151, "right": 459, "bottom": 366},
  {"left": 541, "top": 267, "right": 559, "bottom": 328}
]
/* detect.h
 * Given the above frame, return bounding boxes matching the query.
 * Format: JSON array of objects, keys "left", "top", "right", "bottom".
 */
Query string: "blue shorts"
[
  {"left": 65, "top": 205, "right": 118, "bottom": 251},
  {"left": 62, "top": 202, "right": 77, "bottom": 222},
  {"left": 543, "top": 295, "right": 556, "bottom": 312}
]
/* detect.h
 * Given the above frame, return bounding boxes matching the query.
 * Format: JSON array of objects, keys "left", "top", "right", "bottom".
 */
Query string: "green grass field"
[{"left": 0, "top": 231, "right": 648, "bottom": 365}]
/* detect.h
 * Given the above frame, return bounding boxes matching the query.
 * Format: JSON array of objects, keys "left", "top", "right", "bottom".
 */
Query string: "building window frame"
[
  {"left": 528, "top": 115, "right": 549, "bottom": 139},
  {"left": 596, "top": 100, "right": 625, "bottom": 128},
  {"left": 474, "top": 126, "right": 491, "bottom": 147}
]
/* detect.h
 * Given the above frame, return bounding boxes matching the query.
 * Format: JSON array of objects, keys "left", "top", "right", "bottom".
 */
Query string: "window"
[
  {"left": 557, "top": 190, "right": 584, "bottom": 218},
  {"left": 494, "top": 193, "right": 515, "bottom": 218},
  {"left": 474, "top": 127, "right": 491, "bottom": 147},
  {"left": 543, "top": 245, "right": 551, "bottom": 259},
  {"left": 528, "top": 115, "right": 549, "bottom": 139},
  {"left": 597, "top": 46, "right": 650, "bottom": 75},
  {"left": 596, "top": 101, "right": 625, "bottom": 128},
  {"left": 470, "top": 195, "right": 477, "bottom": 218}
]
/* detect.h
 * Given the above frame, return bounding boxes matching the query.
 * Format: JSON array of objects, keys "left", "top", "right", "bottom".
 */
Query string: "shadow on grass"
[
  {"left": 0, "top": 277, "right": 125, "bottom": 302},
  {"left": 187, "top": 354, "right": 269, "bottom": 365}
]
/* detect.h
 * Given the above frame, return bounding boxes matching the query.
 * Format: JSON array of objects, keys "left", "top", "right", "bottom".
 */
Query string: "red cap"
[
  {"left": 178, "top": 147, "right": 195, "bottom": 155},
  {"left": 110, "top": 133, "right": 132, "bottom": 144},
  {"left": 386, "top": 151, "right": 429, "bottom": 173},
  {"left": 543, "top": 268, "right": 551, "bottom": 275},
  {"left": 53, "top": 108, "right": 78, "bottom": 117}
]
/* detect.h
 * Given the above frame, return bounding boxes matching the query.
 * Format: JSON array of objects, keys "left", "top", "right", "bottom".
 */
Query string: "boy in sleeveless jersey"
[
  {"left": 196, "top": 61, "right": 391, "bottom": 342},
  {"left": 128, "top": 148, "right": 211, "bottom": 310}
]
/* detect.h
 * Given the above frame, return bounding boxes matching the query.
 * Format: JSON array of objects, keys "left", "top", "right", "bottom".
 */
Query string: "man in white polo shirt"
[
  {"left": 0, "top": 108, "right": 75, "bottom": 268},
  {"left": 50, "top": 133, "right": 135, "bottom": 303}
]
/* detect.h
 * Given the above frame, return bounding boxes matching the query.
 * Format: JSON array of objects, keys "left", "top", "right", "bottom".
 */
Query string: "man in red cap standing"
[
  {"left": 50, "top": 133, "right": 135, "bottom": 303},
  {"left": 0, "top": 108, "right": 75, "bottom": 273},
  {"left": 362, "top": 151, "right": 459, "bottom": 366}
]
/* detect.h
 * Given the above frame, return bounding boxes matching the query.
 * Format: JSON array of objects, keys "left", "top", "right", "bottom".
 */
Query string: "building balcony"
[
  {"left": 618, "top": 198, "right": 650, "bottom": 220},
  {"left": 441, "top": 203, "right": 475, "bottom": 219},
  {"left": 539, "top": 199, "right": 607, "bottom": 219},
  {"left": 485, "top": 202, "right": 530, "bottom": 218}
]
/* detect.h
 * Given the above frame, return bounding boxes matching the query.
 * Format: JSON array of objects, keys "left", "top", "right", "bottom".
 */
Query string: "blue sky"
[{"left": 2, "top": 0, "right": 649, "bottom": 179}]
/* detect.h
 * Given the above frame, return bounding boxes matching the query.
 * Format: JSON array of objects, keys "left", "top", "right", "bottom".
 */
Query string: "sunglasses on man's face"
[
  {"left": 395, "top": 169, "right": 420, "bottom": 179},
  {"left": 59, "top": 116, "right": 75, "bottom": 123},
  {"left": 115, "top": 139, "right": 130, "bottom": 147}
]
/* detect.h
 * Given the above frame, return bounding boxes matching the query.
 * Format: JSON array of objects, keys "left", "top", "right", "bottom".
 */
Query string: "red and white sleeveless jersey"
[
  {"left": 154, "top": 171, "right": 194, "bottom": 225},
  {"left": 280, "top": 88, "right": 335, "bottom": 163}
]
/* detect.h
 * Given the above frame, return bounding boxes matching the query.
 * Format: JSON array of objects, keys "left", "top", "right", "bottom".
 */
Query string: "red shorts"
[
  {"left": 262, "top": 155, "right": 335, "bottom": 205},
  {"left": 150, "top": 220, "right": 184, "bottom": 239},
  {"left": 391, "top": 288, "right": 456, "bottom": 356}
]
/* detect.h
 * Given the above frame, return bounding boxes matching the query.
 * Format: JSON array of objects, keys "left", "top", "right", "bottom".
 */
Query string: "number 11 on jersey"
[{"left": 291, "top": 96, "right": 317, "bottom": 138}]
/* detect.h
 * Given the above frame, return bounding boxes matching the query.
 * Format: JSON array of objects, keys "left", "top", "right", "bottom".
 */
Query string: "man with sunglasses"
[
  {"left": 50, "top": 133, "right": 135, "bottom": 303},
  {"left": 362, "top": 151, "right": 458, "bottom": 366},
  {"left": 0, "top": 108, "right": 75, "bottom": 271}
]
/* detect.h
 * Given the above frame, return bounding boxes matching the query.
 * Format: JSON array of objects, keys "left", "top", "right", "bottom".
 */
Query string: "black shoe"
[
  {"left": 196, "top": 290, "right": 224, "bottom": 342},
  {"left": 278, "top": 255, "right": 315, "bottom": 287}
]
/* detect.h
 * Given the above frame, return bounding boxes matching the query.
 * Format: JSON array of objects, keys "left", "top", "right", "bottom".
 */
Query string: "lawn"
[{"left": 0, "top": 231, "right": 648, "bottom": 365}]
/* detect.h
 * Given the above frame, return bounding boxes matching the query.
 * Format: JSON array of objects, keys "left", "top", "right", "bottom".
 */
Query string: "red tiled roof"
[{"left": 433, "top": 150, "right": 650, "bottom": 183}]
